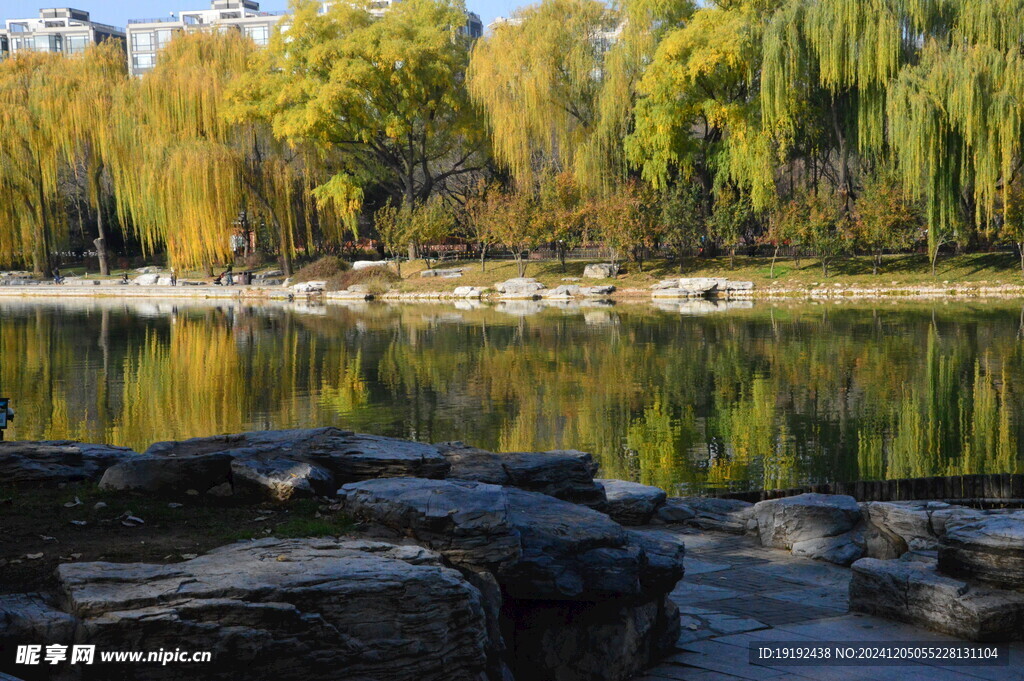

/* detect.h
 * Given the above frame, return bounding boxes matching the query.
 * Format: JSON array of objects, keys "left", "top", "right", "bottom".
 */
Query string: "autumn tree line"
[{"left": 2, "top": 0, "right": 1023, "bottom": 278}]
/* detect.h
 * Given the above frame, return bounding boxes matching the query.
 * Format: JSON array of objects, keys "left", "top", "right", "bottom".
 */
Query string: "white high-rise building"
[
  {"left": 126, "top": 1, "right": 286, "bottom": 76},
  {"left": 0, "top": 7, "right": 125, "bottom": 60}
]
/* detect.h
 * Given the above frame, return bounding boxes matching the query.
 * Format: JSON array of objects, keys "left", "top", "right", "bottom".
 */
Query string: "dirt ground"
[{"left": 0, "top": 482, "right": 353, "bottom": 595}]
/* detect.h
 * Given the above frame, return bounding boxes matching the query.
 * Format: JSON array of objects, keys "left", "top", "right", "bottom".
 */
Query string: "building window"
[
  {"left": 132, "top": 32, "right": 154, "bottom": 51},
  {"left": 66, "top": 35, "right": 90, "bottom": 54},
  {"left": 245, "top": 25, "right": 269, "bottom": 46},
  {"left": 155, "top": 29, "right": 175, "bottom": 49},
  {"left": 34, "top": 35, "right": 61, "bottom": 52},
  {"left": 132, "top": 53, "right": 156, "bottom": 71}
]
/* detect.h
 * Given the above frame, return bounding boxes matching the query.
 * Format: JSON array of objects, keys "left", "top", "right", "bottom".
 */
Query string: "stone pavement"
[{"left": 638, "top": 527, "right": 1024, "bottom": 681}]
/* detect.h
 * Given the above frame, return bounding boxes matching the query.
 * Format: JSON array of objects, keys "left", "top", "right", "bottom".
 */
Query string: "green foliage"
[
  {"left": 775, "top": 191, "right": 848, "bottom": 276},
  {"left": 851, "top": 171, "right": 923, "bottom": 273},
  {"left": 659, "top": 181, "right": 708, "bottom": 272}
]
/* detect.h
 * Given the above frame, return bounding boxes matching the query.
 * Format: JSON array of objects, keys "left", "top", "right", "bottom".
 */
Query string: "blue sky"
[{"left": 0, "top": 0, "right": 524, "bottom": 28}]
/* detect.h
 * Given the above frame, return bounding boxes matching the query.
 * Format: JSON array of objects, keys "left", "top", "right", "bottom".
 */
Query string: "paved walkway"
[{"left": 638, "top": 528, "right": 1024, "bottom": 681}]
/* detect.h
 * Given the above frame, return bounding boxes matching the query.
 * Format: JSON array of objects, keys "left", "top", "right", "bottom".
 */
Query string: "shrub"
[
  {"left": 291, "top": 256, "right": 350, "bottom": 283},
  {"left": 325, "top": 266, "right": 401, "bottom": 293}
]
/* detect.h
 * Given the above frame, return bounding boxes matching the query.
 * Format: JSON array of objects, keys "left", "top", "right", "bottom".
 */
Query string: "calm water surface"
[{"left": 3, "top": 297, "right": 1024, "bottom": 494}]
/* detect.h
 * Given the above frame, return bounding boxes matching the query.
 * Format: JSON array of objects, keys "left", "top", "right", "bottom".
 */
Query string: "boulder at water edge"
[
  {"left": 100, "top": 427, "right": 449, "bottom": 500},
  {"left": 596, "top": 479, "right": 667, "bottom": 525},
  {"left": 435, "top": 442, "right": 606, "bottom": 505},
  {"left": 938, "top": 512, "right": 1024, "bottom": 590},
  {"left": 0, "top": 441, "right": 137, "bottom": 484},
  {"left": 337, "top": 477, "right": 684, "bottom": 681}
]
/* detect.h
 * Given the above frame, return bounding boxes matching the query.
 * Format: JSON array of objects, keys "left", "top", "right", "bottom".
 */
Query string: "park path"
[{"left": 638, "top": 527, "right": 1024, "bottom": 681}]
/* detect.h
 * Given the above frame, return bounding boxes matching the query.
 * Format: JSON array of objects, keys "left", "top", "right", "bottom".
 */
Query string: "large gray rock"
[
  {"left": 102, "top": 428, "right": 449, "bottom": 499},
  {"left": 230, "top": 456, "right": 335, "bottom": 502},
  {"left": 338, "top": 478, "right": 684, "bottom": 680},
  {"left": 754, "top": 493, "right": 863, "bottom": 549},
  {"left": 542, "top": 284, "right": 581, "bottom": 299},
  {"left": 0, "top": 441, "right": 137, "bottom": 484},
  {"left": 583, "top": 263, "right": 619, "bottom": 279},
  {"left": 435, "top": 442, "right": 605, "bottom": 505},
  {"left": 850, "top": 557, "right": 1024, "bottom": 641},
  {"left": 99, "top": 453, "right": 234, "bottom": 496},
  {"left": 938, "top": 513, "right": 1024, "bottom": 590},
  {"left": 861, "top": 501, "right": 952, "bottom": 554},
  {"left": 597, "top": 479, "right": 667, "bottom": 526},
  {"left": 338, "top": 478, "right": 684, "bottom": 600},
  {"left": 56, "top": 538, "right": 492, "bottom": 681},
  {"left": 494, "top": 278, "right": 545, "bottom": 299},
  {"left": 791, "top": 528, "right": 865, "bottom": 566}
]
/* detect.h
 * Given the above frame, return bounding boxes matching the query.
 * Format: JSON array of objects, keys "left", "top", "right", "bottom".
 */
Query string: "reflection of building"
[
  {"left": 0, "top": 8, "right": 125, "bottom": 59},
  {"left": 126, "top": 1, "right": 286, "bottom": 76}
]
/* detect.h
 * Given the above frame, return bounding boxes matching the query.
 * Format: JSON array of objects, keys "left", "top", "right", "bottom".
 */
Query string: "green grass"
[{"left": 389, "top": 252, "right": 1024, "bottom": 294}]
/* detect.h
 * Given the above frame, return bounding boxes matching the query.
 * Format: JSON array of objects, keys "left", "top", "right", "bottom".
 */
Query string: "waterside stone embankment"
[
  {"left": 2, "top": 431, "right": 1024, "bottom": 681},
  {"left": 7, "top": 266, "right": 1024, "bottom": 302}
]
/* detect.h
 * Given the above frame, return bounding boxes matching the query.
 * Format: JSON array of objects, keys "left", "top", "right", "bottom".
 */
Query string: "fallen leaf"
[
  {"left": 25, "top": 553, "right": 43, "bottom": 560},
  {"left": 63, "top": 496, "right": 82, "bottom": 508}
]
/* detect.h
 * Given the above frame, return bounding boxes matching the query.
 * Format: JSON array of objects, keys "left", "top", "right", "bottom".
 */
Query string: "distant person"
[
  {"left": 121, "top": 272, "right": 130, "bottom": 284},
  {"left": 225, "top": 265, "right": 234, "bottom": 286},
  {"left": 170, "top": 269, "right": 177, "bottom": 286},
  {"left": 53, "top": 267, "right": 64, "bottom": 285}
]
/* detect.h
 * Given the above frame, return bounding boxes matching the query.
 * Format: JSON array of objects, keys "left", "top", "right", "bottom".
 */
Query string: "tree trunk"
[
  {"left": 514, "top": 253, "right": 527, "bottom": 277},
  {"left": 770, "top": 245, "right": 779, "bottom": 278},
  {"left": 277, "top": 219, "right": 293, "bottom": 277},
  {"left": 1018, "top": 243, "right": 1024, "bottom": 277},
  {"left": 33, "top": 172, "right": 52, "bottom": 278},
  {"left": 91, "top": 161, "right": 110, "bottom": 275},
  {"left": 480, "top": 244, "right": 488, "bottom": 272},
  {"left": 873, "top": 251, "right": 881, "bottom": 276},
  {"left": 821, "top": 257, "right": 829, "bottom": 277},
  {"left": 729, "top": 247, "right": 736, "bottom": 270}
]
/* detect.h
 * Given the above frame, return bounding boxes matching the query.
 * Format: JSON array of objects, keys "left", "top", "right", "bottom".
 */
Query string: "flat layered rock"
[
  {"left": 435, "top": 442, "right": 605, "bottom": 504},
  {"left": 338, "top": 478, "right": 684, "bottom": 601},
  {"left": 938, "top": 513, "right": 1024, "bottom": 590},
  {"left": 57, "top": 538, "right": 491, "bottom": 681},
  {"left": 754, "top": 493, "right": 862, "bottom": 550},
  {"left": 850, "top": 557, "right": 1024, "bottom": 641},
  {"left": 0, "top": 441, "right": 137, "bottom": 484},
  {"left": 597, "top": 479, "right": 667, "bottom": 525},
  {"left": 102, "top": 428, "right": 449, "bottom": 499},
  {"left": 671, "top": 497, "right": 754, "bottom": 534}
]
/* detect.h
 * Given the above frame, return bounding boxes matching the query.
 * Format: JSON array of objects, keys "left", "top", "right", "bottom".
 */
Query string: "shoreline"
[{"left": 3, "top": 281, "right": 1024, "bottom": 302}]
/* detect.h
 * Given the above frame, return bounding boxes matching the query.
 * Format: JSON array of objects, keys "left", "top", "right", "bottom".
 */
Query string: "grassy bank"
[{"left": 391, "top": 252, "right": 1024, "bottom": 294}]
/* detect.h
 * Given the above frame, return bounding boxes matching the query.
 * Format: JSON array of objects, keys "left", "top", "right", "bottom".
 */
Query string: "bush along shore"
[{"left": 3, "top": 429, "right": 1024, "bottom": 680}]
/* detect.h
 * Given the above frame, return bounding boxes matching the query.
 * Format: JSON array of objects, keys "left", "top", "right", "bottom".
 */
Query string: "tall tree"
[{"left": 231, "top": 0, "right": 486, "bottom": 221}]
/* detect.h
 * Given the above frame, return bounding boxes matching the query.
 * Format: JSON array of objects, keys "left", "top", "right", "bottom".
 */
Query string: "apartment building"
[
  {"left": 0, "top": 8, "right": 125, "bottom": 59},
  {"left": 126, "top": 1, "right": 285, "bottom": 76}
]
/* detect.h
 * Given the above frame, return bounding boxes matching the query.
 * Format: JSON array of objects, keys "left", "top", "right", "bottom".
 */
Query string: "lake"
[{"left": 3, "top": 297, "right": 1023, "bottom": 494}]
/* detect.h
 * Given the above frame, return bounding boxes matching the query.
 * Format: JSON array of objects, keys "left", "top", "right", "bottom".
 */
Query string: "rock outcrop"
[
  {"left": 338, "top": 477, "right": 684, "bottom": 680},
  {"left": 53, "top": 538, "right": 494, "bottom": 681},
  {"left": 597, "top": 479, "right": 667, "bottom": 525},
  {"left": 753, "top": 493, "right": 864, "bottom": 565},
  {"left": 0, "top": 441, "right": 137, "bottom": 484},
  {"left": 850, "top": 556, "right": 1024, "bottom": 641},
  {"left": 435, "top": 442, "right": 605, "bottom": 505},
  {"left": 101, "top": 428, "right": 449, "bottom": 499},
  {"left": 938, "top": 513, "right": 1024, "bottom": 590}
]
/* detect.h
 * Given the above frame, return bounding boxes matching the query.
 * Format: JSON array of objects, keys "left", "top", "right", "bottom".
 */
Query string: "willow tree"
[
  {"left": 0, "top": 51, "right": 81, "bottom": 275},
  {"left": 626, "top": 0, "right": 779, "bottom": 216},
  {"left": 65, "top": 40, "right": 130, "bottom": 275},
  {"left": 230, "top": 0, "right": 485, "bottom": 235},
  {"left": 469, "top": 0, "right": 691, "bottom": 192},
  {"left": 106, "top": 32, "right": 253, "bottom": 270}
]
